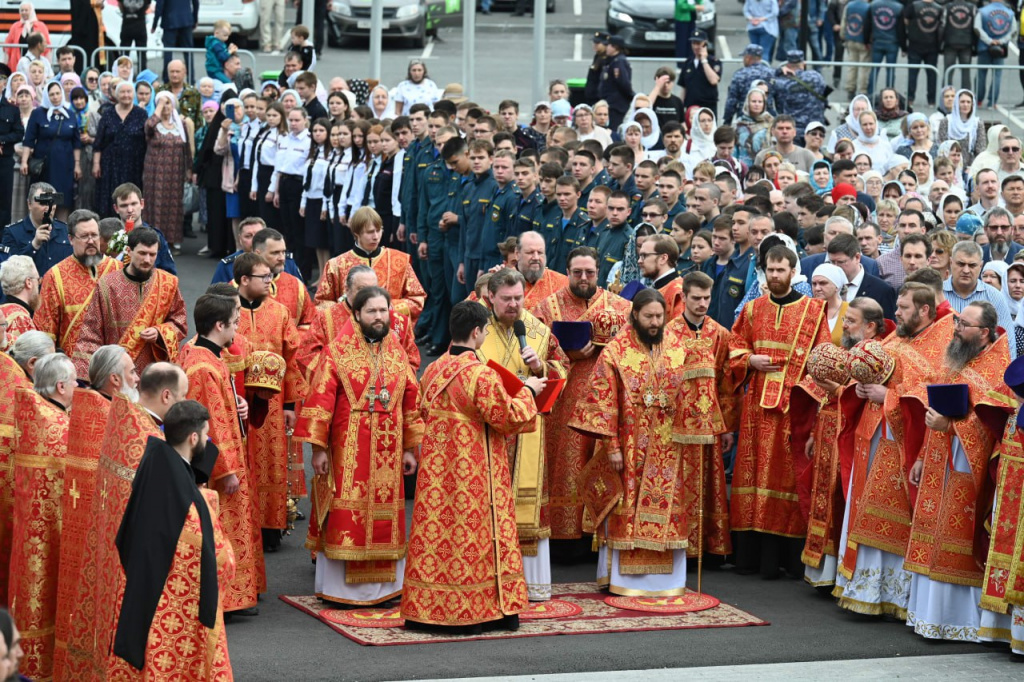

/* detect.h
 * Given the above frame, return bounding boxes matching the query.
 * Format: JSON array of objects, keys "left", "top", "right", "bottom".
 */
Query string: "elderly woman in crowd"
[
  {"left": 92, "top": 80, "right": 147, "bottom": 216},
  {"left": 144, "top": 91, "right": 194, "bottom": 253},
  {"left": 20, "top": 80, "right": 80, "bottom": 220},
  {"left": 10, "top": 82, "right": 34, "bottom": 221},
  {"left": 4, "top": 2, "right": 50, "bottom": 72},
  {"left": 936, "top": 89, "right": 986, "bottom": 167}
]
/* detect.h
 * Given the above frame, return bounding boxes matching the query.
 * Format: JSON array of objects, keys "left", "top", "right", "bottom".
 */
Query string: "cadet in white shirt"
[{"left": 271, "top": 107, "right": 312, "bottom": 278}]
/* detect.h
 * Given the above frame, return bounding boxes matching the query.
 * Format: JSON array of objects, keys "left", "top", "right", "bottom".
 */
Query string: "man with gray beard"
[
  {"left": 903, "top": 300, "right": 1011, "bottom": 642},
  {"left": 840, "top": 297, "right": 888, "bottom": 350},
  {"left": 982, "top": 206, "right": 1023, "bottom": 264},
  {"left": 518, "top": 231, "right": 568, "bottom": 310},
  {"left": 89, "top": 344, "right": 141, "bottom": 402}
]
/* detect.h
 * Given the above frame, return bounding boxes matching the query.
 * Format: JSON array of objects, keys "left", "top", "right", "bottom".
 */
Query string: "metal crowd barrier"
[
  {"left": 945, "top": 63, "right": 1024, "bottom": 90},
  {"left": 0, "top": 42, "right": 88, "bottom": 69},
  {"left": 90, "top": 46, "right": 259, "bottom": 76}
]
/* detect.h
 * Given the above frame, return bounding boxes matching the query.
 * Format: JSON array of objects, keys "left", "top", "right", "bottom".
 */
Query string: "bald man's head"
[
  {"left": 516, "top": 232, "right": 548, "bottom": 284},
  {"left": 139, "top": 362, "right": 188, "bottom": 419}
]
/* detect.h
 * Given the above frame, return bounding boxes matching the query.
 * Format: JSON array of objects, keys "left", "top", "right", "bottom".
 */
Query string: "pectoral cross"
[
  {"left": 68, "top": 478, "right": 80, "bottom": 509},
  {"left": 368, "top": 382, "right": 391, "bottom": 412},
  {"left": 100, "top": 481, "right": 109, "bottom": 510}
]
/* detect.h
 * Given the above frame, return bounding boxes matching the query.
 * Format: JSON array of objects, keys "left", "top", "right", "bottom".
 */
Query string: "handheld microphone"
[{"left": 513, "top": 320, "right": 528, "bottom": 353}]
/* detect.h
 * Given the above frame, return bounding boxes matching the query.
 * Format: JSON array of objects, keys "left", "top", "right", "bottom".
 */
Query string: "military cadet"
[
  {"left": 458, "top": 139, "right": 498, "bottom": 293},
  {"left": 581, "top": 139, "right": 613, "bottom": 189},
  {"left": 572, "top": 149, "right": 600, "bottom": 211},
  {"left": 596, "top": 190, "right": 636, "bottom": 285},
  {"left": 483, "top": 150, "right": 522, "bottom": 270},
  {"left": 533, "top": 162, "right": 565, "bottom": 268},
  {"left": 398, "top": 103, "right": 436, "bottom": 273},
  {"left": 514, "top": 158, "right": 544, "bottom": 237},
  {"left": 584, "top": 32, "right": 609, "bottom": 105},
  {"left": 629, "top": 159, "right": 660, "bottom": 226},
  {"left": 210, "top": 217, "right": 303, "bottom": 284},
  {"left": 771, "top": 51, "right": 828, "bottom": 145},
  {"left": 678, "top": 29, "right": 723, "bottom": 117},
  {"left": 417, "top": 126, "right": 461, "bottom": 355},
  {"left": 548, "top": 175, "right": 587, "bottom": 275},
  {"left": 606, "top": 145, "right": 638, "bottom": 198},
  {"left": 723, "top": 45, "right": 776, "bottom": 125},
  {"left": 574, "top": 185, "right": 611, "bottom": 252},
  {"left": 598, "top": 35, "right": 635, "bottom": 130}
]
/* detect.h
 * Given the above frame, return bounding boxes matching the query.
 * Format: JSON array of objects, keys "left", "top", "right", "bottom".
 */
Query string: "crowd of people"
[{"left": 5, "top": 5, "right": 1024, "bottom": 680}]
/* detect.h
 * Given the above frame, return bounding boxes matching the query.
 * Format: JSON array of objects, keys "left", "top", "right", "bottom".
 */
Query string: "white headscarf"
[
  {"left": 627, "top": 107, "right": 661, "bottom": 149},
  {"left": 755, "top": 233, "right": 806, "bottom": 289},
  {"left": 812, "top": 263, "right": 847, "bottom": 292},
  {"left": 688, "top": 107, "right": 717, "bottom": 160},
  {"left": 279, "top": 88, "right": 301, "bottom": 111},
  {"left": 43, "top": 79, "right": 68, "bottom": 120},
  {"left": 946, "top": 89, "right": 980, "bottom": 152},
  {"left": 968, "top": 123, "right": 1009, "bottom": 178},
  {"left": 369, "top": 84, "right": 396, "bottom": 120},
  {"left": 154, "top": 90, "right": 186, "bottom": 141},
  {"left": 856, "top": 112, "right": 880, "bottom": 145},
  {"left": 845, "top": 95, "right": 872, "bottom": 138},
  {"left": 4, "top": 72, "right": 26, "bottom": 102}
]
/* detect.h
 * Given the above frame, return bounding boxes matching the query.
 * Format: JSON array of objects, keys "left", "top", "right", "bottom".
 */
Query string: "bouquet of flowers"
[{"left": 106, "top": 219, "right": 134, "bottom": 259}]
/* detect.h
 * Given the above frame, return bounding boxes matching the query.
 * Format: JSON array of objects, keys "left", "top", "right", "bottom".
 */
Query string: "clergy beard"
[
  {"left": 841, "top": 331, "right": 862, "bottom": 349},
  {"left": 569, "top": 279, "right": 596, "bottom": 300},
  {"left": 766, "top": 277, "right": 792, "bottom": 297},
  {"left": 631, "top": 318, "right": 664, "bottom": 347},
  {"left": 521, "top": 264, "right": 544, "bottom": 285},
  {"left": 358, "top": 318, "right": 390, "bottom": 342},
  {"left": 896, "top": 310, "right": 922, "bottom": 338},
  {"left": 121, "top": 385, "right": 140, "bottom": 403},
  {"left": 75, "top": 253, "right": 104, "bottom": 268},
  {"left": 991, "top": 239, "right": 1009, "bottom": 262},
  {"left": 191, "top": 437, "right": 206, "bottom": 461},
  {"left": 945, "top": 334, "right": 984, "bottom": 371}
]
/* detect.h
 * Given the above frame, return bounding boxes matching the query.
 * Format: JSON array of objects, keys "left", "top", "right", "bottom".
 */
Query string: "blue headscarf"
[
  {"left": 134, "top": 80, "right": 155, "bottom": 117},
  {"left": 809, "top": 159, "right": 833, "bottom": 196},
  {"left": 42, "top": 79, "right": 70, "bottom": 121}
]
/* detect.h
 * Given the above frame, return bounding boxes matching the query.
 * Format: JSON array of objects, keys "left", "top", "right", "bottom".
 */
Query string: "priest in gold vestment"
[
  {"left": 9, "top": 353, "right": 75, "bottom": 681},
  {"left": 477, "top": 268, "right": 567, "bottom": 601},
  {"left": 531, "top": 247, "right": 629, "bottom": 548},
  {"left": 403, "top": 301, "right": 543, "bottom": 632},
  {"left": 729, "top": 244, "right": 830, "bottom": 579},
  {"left": 297, "top": 286, "right": 424, "bottom": 606},
  {"left": 33, "top": 210, "right": 122, "bottom": 353},
  {"left": 570, "top": 289, "right": 691, "bottom": 595},
  {"left": 72, "top": 227, "right": 188, "bottom": 379}
]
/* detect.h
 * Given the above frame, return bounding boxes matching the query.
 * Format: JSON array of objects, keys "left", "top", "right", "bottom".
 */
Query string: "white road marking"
[
  {"left": 1011, "top": 42, "right": 1019, "bottom": 56},
  {"left": 573, "top": 33, "right": 582, "bottom": 62},
  {"left": 421, "top": 36, "right": 434, "bottom": 59},
  {"left": 717, "top": 34, "right": 732, "bottom": 61},
  {"left": 574, "top": 0, "right": 582, "bottom": 16},
  {"left": 995, "top": 104, "right": 1024, "bottom": 132}
]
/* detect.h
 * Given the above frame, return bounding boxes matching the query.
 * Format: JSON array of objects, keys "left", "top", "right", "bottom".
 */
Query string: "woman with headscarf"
[
  {"left": 968, "top": 123, "right": 1012, "bottom": 178},
  {"left": 69, "top": 85, "right": 98, "bottom": 211},
  {"left": 852, "top": 110, "right": 900, "bottom": 176},
  {"left": 875, "top": 88, "right": 908, "bottom": 140},
  {"left": 214, "top": 95, "right": 244, "bottom": 242},
  {"left": 10, "top": 83, "right": 35, "bottom": 221},
  {"left": 938, "top": 192, "right": 965, "bottom": 231},
  {"left": 936, "top": 89, "right": 986, "bottom": 167},
  {"left": 21, "top": 79, "right": 80, "bottom": 217},
  {"left": 930, "top": 85, "right": 956, "bottom": 138},
  {"left": 895, "top": 113, "right": 937, "bottom": 160},
  {"left": 626, "top": 107, "right": 661, "bottom": 152},
  {"left": 4, "top": 71, "right": 28, "bottom": 106},
  {"left": 92, "top": 79, "right": 147, "bottom": 217},
  {"left": 734, "top": 87, "right": 774, "bottom": 167},
  {"left": 860, "top": 169, "right": 883, "bottom": 204},
  {"left": 827, "top": 95, "right": 872, "bottom": 153},
  {"left": 279, "top": 88, "right": 301, "bottom": 113},
  {"left": 195, "top": 100, "right": 228, "bottom": 257},
  {"left": 684, "top": 106, "right": 716, "bottom": 161},
  {"left": 368, "top": 84, "right": 396, "bottom": 120},
  {"left": 811, "top": 262, "right": 849, "bottom": 344},
  {"left": 810, "top": 159, "right": 834, "bottom": 196},
  {"left": 143, "top": 90, "right": 194, "bottom": 252},
  {"left": 4, "top": 2, "right": 51, "bottom": 72},
  {"left": 59, "top": 72, "right": 80, "bottom": 102}
]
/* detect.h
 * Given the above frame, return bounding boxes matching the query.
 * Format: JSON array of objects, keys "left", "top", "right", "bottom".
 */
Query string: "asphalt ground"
[{"left": 168, "top": 3, "right": 1014, "bottom": 677}]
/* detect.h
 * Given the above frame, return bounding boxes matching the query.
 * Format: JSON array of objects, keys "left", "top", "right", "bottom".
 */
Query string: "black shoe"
[
  {"left": 231, "top": 606, "right": 259, "bottom": 617},
  {"left": 262, "top": 528, "right": 282, "bottom": 552},
  {"left": 425, "top": 344, "right": 442, "bottom": 357},
  {"left": 295, "top": 509, "right": 306, "bottom": 521},
  {"left": 511, "top": 11, "right": 525, "bottom": 16},
  {"left": 183, "top": 229, "right": 197, "bottom": 239}
]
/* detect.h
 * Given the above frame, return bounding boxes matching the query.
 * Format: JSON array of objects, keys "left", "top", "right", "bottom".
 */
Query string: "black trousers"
[
  {"left": 120, "top": 19, "right": 148, "bottom": 71},
  {"left": 732, "top": 530, "right": 805, "bottom": 579},
  {"left": 237, "top": 167, "right": 256, "bottom": 219},
  {"left": 0, "top": 156, "right": 14, "bottom": 227},
  {"left": 255, "top": 165, "right": 279, "bottom": 227},
  {"left": 205, "top": 187, "right": 234, "bottom": 258},
  {"left": 277, "top": 175, "right": 310, "bottom": 277}
]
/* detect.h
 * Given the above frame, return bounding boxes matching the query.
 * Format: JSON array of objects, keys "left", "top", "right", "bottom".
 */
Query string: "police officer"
[
  {"left": 771, "top": 50, "right": 827, "bottom": 145},
  {"left": 0, "top": 182, "right": 71, "bottom": 276},
  {"left": 598, "top": 35, "right": 634, "bottom": 130},
  {"left": 723, "top": 44, "right": 775, "bottom": 125},
  {"left": 584, "top": 32, "right": 609, "bottom": 105},
  {"left": 0, "top": 67, "right": 23, "bottom": 229},
  {"left": 678, "top": 29, "right": 723, "bottom": 118}
]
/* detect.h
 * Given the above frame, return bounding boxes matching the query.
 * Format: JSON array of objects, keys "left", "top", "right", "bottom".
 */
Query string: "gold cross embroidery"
[
  {"left": 100, "top": 481, "right": 109, "bottom": 510},
  {"left": 68, "top": 478, "right": 80, "bottom": 509}
]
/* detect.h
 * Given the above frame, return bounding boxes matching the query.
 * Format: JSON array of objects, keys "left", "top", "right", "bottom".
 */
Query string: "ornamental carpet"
[{"left": 279, "top": 582, "right": 769, "bottom": 646}]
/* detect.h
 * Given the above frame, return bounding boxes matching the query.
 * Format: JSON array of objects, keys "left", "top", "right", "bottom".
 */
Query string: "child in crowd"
[
  {"left": 290, "top": 25, "right": 317, "bottom": 70},
  {"left": 205, "top": 19, "right": 237, "bottom": 84}
]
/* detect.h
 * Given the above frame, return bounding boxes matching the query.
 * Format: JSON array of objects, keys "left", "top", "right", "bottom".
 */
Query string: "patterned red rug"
[{"left": 279, "top": 582, "right": 769, "bottom": 646}]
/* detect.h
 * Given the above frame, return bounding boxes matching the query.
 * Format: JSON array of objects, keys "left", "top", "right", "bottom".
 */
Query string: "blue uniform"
[
  {"left": 516, "top": 187, "right": 544, "bottom": 237},
  {"left": 211, "top": 249, "right": 303, "bottom": 284},
  {"left": 598, "top": 53, "right": 634, "bottom": 128},
  {"left": 483, "top": 183, "right": 521, "bottom": 269},
  {"left": 417, "top": 157, "right": 460, "bottom": 347},
  {"left": 723, "top": 62, "right": 776, "bottom": 125},
  {"left": 458, "top": 169, "right": 498, "bottom": 291},
  {"left": 771, "top": 67, "right": 827, "bottom": 138},
  {"left": 0, "top": 217, "right": 71, "bottom": 276}
]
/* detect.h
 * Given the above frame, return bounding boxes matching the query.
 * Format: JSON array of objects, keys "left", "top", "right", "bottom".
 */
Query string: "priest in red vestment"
[
  {"left": 0, "top": 331, "right": 54, "bottom": 608},
  {"left": 478, "top": 269, "right": 567, "bottom": 601},
  {"left": 902, "top": 300, "right": 1013, "bottom": 642},
  {"left": 51, "top": 346, "right": 138, "bottom": 680},
  {"left": 72, "top": 227, "right": 188, "bottom": 379},
  {"left": 665, "top": 271, "right": 738, "bottom": 560},
  {"left": 835, "top": 284, "right": 950, "bottom": 619},
  {"left": 62, "top": 364, "right": 188, "bottom": 681},
  {"left": 254, "top": 227, "right": 317, "bottom": 332},
  {"left": 296, "top": 286, "right": 424, "bottom": 606},
  {"left": 403, "top": 301, "right": 543, "bottom": 632},
  {"left": 8, "top": 353, "right": 75, "bottom": 681},
  {"left": 298, "top": 264, "right": 421, "bottom": 380},
  {"left": 179, "top": 287, "right": 266, "bottom": 615},
  {"left": 531, "top": 247, "right": 629, "bottom": 548},
  {"left": 571, "top": 289, "right": 692, "bottom": 595},
  {"left": 640, "top": 235, "right": 685, "bottom": 321},
  {"left": 33, "top": 210, "right": 122, "bottom": 353},
  {"left": 108, "top": 401, "right": 235, "bottom": 681},
  {"left": 315, "top": 207, "right": 426, "bottom": 323},
  {"left": 518, "top": 231, "right": 568, "bottom": 310},
  {"left": 0, "top": 255, "right": 40, "bottom": 343},
  {"left": 233, "top": 252, "right": 306, "bottom": 549},
  {"left": 729, "top": 244, "right": 831, "bottom": 578}
]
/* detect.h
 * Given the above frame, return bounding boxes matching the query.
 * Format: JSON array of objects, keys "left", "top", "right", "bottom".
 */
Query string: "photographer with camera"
[{"left": 0, "top": 182, "right": 70, "bottom": 277}]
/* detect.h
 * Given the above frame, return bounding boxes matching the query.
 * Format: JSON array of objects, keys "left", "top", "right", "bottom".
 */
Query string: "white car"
[{"left": 196, "top": 0, "right": 260, "bottom": 47}]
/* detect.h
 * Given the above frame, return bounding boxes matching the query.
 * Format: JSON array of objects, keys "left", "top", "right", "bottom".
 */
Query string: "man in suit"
[
  {"left": 825, "top": 233, "right": 896, "bottom": 320},
  {"left": 800, "top": 216, "right": 881, "bottom": 277}
]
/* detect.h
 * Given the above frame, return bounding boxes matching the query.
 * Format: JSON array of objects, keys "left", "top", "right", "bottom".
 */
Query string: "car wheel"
[
  {"left": 547, "top": 0, "right": 555, "bottom": 12},
  {"left": 412, "top": 18, "right": 426, "bottom": 48}
]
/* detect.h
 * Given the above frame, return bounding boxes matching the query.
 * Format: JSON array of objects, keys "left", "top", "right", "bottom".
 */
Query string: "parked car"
[
  {"left": 606, "top": 0, "right": 717, "bottom": 53},
  {"left": 481, "top": 0, "right": 556, "bottom": 12},
  {"left": 195, "top": 0, "right": 260, "bottom": 47},
  {"left": 328, "top": 0, "right": 462, "bottom": 48}
]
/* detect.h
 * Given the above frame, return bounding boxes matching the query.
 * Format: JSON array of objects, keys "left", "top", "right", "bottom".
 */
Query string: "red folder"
[
  {"left": 535, "top": 378, "right": 566, "bottom": 414},
  {"left": 487, "top": 359, "right": 525, "bottom": 396}
]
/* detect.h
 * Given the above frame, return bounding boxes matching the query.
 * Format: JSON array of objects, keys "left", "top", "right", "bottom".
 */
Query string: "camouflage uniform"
[
  {"left": 771, "top": 66, "right": 827, "bottom": 139},
  {"left": 723, "top": 61, "right": 776, "bottom": 125}
]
